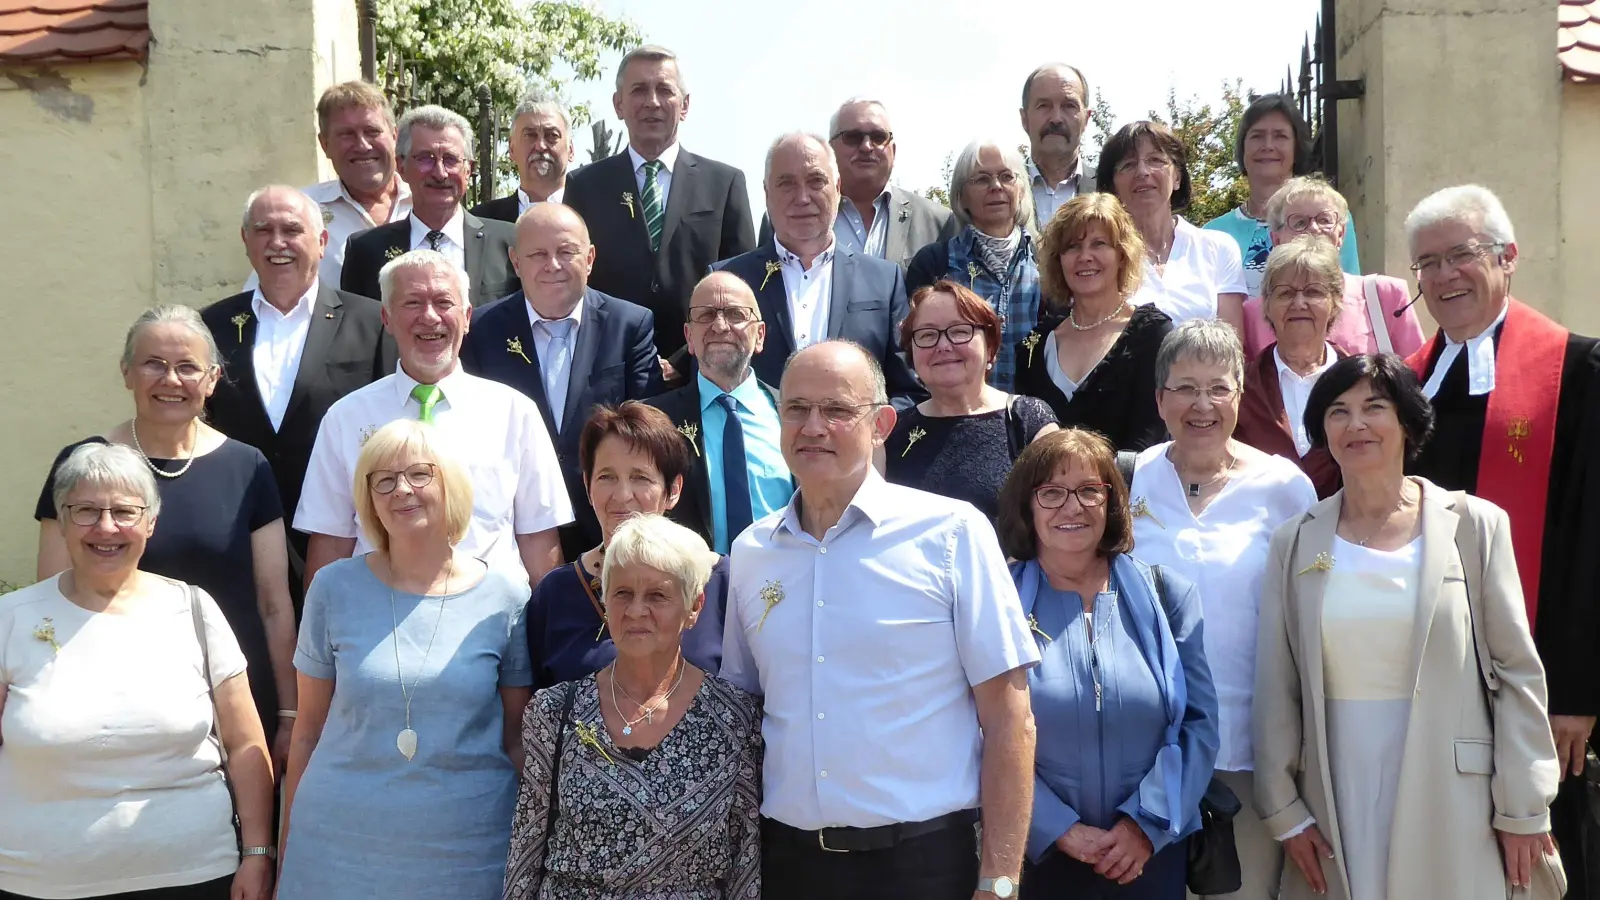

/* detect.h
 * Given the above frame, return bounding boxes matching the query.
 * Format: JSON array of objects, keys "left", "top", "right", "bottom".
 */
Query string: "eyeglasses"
[
  {"left": 910, "top": 323, "right": 979, "bottom": 349},
  {"left": 970, "top": 171, "right": 1019, "bottom": 190},
  {"left": 833, "top": 129, "right": 893, "bottom": 148},
  {"left": 1162, "top": 384, "right": 1239, "bottom": 404},
  {"left": 1114, "top": 155, "right": 1172, "bottom": 176},
  {"left": 779, "top": 400, "right": 880, "bottom": 427},
  {"left": 1409, "top": 241, "right": 1504, "bottom": 277},
  {"left": 1265, "top": 284, "right": 1337, "bottom": 305},
  {"left": 688, "top": 305, "right": 760, "bottom": 326},
  {"left": 368, "top": 463, "right": 438, "bottom": 494},
  {"left": 64, "top": 503, "right": 148, "bottom": 527},
  {"left": 135, "top": 359, "right": 212, "bottom": 382},
  {"left": 410, "top": 152, "right": 468, "bottom": 174},
  {"left": 1034, "top": 483, "right": 1111, "bottom": 510},
  {"left": 1285, "top": 211, "right": 1340, "bottom": 233}
]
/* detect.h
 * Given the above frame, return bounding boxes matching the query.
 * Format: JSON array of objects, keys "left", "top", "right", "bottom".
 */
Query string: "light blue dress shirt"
[
  {"left": 529, "top": 300, "right": 581, "bottom": 433},
  {"left": 834, "top": 190, "right": 891, "bottom": 259},
  {"left": 697, "top": 372, "right": 791, "bottom": 553}
]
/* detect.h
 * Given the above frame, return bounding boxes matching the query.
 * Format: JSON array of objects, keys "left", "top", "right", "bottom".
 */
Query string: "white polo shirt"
[{"left": 294, "top": 365, "right": 574, "bottom": 578}]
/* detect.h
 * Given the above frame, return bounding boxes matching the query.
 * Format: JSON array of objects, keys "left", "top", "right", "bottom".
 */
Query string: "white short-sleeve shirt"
[
  {"left": 719, "top": 472, "right": 1041, "bottom": 830},
  {"left": 0, "top": 575, "right": 246, "bottom": 898},
  {"left": 294, "top": 365, "right": 574, "bottom": 578},
  {"left": 1131, "top": 217, "right": 1248, "bottom": 324}
]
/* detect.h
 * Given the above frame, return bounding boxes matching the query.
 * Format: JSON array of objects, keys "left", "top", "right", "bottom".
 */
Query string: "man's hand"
[
  {"left": 1498, "top": 830, "right": 1557, "bottom": 888},
  {"left": 659, "top": 356, "right": 680, "bottom": 384},
  {"left": 1550, "top": 715, "right": 1594, "bottom": 778},
  {"left": 1055, "top": 823, "right": 1109, "bottom": 864},
  {"left": 1091, "top": 817, "right": 1153, "bottom": 885},
  {"left": 1283, "top": 825, "right": 1333, "bottom": 894}
]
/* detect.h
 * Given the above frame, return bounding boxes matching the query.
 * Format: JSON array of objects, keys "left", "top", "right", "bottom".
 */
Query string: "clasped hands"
[{"left": 1055, "top": 817, "right": 1154, "bottom": 885}]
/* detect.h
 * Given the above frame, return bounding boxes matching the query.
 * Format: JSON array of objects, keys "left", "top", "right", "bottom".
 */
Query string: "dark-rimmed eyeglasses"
[
  {"left": 64, "top": 503, "right": 148, "bottom": 527},
  {"left": 1285, "top": 211, "right": 1340, "bottom": 233},
  {"left": 1034, "top": 483, "right": 1110, "bottom": 509},
  {"left": 368, "top": 463, "right": 438, "bottom": 494},
  {"left": 688, "top": 305, "right": 760, "bottom": 326},
  {"left": 910, "top": 323, "right": 979, "bottom": 349},
  {"left": 833, "top": 129, "right": 893, "bottom": 148}
]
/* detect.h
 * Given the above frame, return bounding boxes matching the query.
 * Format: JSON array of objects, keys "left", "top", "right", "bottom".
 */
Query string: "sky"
[{"left": 551, "top": 0, "right": 1324, "bottom": 211}]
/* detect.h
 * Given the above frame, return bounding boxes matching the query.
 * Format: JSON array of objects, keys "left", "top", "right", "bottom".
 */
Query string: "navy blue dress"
[{"left": 525, "top": 555, "right": 728, "bottom": 690}]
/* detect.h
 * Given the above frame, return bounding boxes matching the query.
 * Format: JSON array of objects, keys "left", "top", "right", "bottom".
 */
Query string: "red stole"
[{"left": 1407, "top": 298, "right": 1567, "bottom": 625}]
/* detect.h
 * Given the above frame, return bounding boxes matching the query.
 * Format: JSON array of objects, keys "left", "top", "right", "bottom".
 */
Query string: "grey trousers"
[{"left": 1190, "top": 769, "right": 1283, "bottom": 900}]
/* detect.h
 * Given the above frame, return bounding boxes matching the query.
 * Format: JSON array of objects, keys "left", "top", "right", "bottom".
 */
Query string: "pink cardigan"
[{"left": 1241, "top": 273, "right": 1424, "bottom": 360}]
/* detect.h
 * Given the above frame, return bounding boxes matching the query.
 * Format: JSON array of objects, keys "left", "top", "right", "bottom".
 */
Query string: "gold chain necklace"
[{"left": 608, "top": 659, "right": 685, "bottom": 736}]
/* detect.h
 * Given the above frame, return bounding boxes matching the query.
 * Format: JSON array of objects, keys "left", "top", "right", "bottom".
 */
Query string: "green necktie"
[
  {"left": 641, "top": 159, "right": 665, "bottom": 253},
  {"left": 410, "top": 383, "right": 443, "bottom": 424}
]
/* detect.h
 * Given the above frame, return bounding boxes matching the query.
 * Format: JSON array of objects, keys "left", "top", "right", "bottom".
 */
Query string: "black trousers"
[
  {"left": 761, "top": 816, "right": 980, "bottom": 900},
  {"left": 1552, "top": 772, "right": 1591, "bottom": 899},
  {"left": 1020, "top": 837, "right": 1188, "bottom": 899},
  {"left": 1, "top": 875, "right": 232, "bottom": 900}
]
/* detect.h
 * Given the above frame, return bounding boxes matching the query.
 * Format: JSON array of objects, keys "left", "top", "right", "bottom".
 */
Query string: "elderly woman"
[
  {"left": 34, "top": 304, "right": 298, "bottom": 772},
  {"left": 1255, "top": 354, "right": 1563, "bottom": 900},
  {"left": 1127, "top": 319, "right": 1317, "bottom": 900},
  {"left": 1015, "top": 192, "right": 1174, "bottom": 451},
  {"left": 1238, "top": 176, "right": 1423, "bottom": 359},
  {"left": 526, "top": 402, "right": 728, "bottom": 689},
  {"left": 906, "top": 139, "right": 1039, "bottom": 391},
  {"left": 505, "top": 514, "right": 762, "bottom": 899},
  {"left": 1098, "top": 122, "right": 1246, "bottom": 333},
  {"left": 1236, "top": 237, "right": 1350, "bottom": 498},
  {"left": 279, "top": 420, "right": 532, "bottom": 898},
  {"left": 996, "top": 428, "right": 1218, "bottom": 898},
  {"left": 886, "top": 280, "right": 1057, "bottom": 519},
  {"left": 1, "top": 443, "right": 274, "bottom": 900},
  {"left": 1202, "top": 94, "right": 1362, "bottom": 296}
]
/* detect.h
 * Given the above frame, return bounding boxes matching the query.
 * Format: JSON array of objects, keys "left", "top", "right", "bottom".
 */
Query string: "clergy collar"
[
  {"left": 772, "top": 468, "right": 890, "bottom": 539},
  {"left": 408, "top": 208, "right": 466, "bottom": 250},
  {"left": 1422, "top": 302, "right": 1509, "bottom": 400},
  {"left": 628, "top": 142, "right": 681, "bottom": 175},
  {"left": 251, "top": 279, "right": 319, "bottom": 321}
]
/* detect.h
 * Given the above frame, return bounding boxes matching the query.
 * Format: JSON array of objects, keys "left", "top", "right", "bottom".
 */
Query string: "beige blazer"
[{"left": 1252, "top": 480, "right": 1561, "bottom": 900}]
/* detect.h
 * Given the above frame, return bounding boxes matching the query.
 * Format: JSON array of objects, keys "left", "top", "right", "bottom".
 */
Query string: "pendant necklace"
[
  {"left": 609, "top": 658, "right": 686, "bottom": 736},
  {"left": 130, "top": 417, "right": 198, "bottom": 479},
  {"left": 1353, "top": 486, "right": 1413, "bottom": 547},
  {"left": 388, "top": 556, "right": 453, "bottom": 761},
  {"left": 1173, "top": 449, "right": 1236, "bottom": 498}
]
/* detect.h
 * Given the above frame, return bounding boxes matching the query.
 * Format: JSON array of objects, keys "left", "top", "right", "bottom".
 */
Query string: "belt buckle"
[{"left": 817, "top": 829, "right": 849, "bottom": 853}]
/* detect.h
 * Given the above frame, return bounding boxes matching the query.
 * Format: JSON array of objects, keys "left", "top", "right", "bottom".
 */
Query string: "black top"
[
  {"left": 885, "top": 396, "right": 1058, "bottom": 521},
  {"left": 1409, "top": 328, "right": 1600, "bottom": 716},
  {"left": 1013, "top": 305, "right": 1174, "bottom": 452},
  {"left": 36, "top": 437, "right": 286, "bottom": 739}
]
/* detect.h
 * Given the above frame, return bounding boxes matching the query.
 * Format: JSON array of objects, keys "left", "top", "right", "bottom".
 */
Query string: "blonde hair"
[
  {"left": 316, "top": 80, "right": 393, "bottom": 136},
  {"left": 1037, "top": 192, "right": 1146, "bottom": 311},
  {"left": 1261, "top": 236, "right": 1345, "bottom": 332},
  {"left": 1264, "top": 175, "right": 1350, "bottom": 234},
  {"left": 352, "top": 420, "right": 473, "bottom": 553},
  {"left": 602, "top": 514, "right": 718, "bottom": 611}
]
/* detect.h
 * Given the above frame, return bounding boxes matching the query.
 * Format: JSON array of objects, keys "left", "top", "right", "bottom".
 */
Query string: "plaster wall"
[{"left": 1558, "top": 81, "right": 1600, "bottom": 335}]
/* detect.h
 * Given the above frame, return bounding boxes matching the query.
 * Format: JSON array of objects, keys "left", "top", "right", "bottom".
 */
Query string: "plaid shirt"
[{"left": 944, "top": 226, "right": 1041, "bottom": 392}]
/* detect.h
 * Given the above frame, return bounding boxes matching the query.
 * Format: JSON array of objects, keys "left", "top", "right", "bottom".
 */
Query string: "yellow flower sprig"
[
  {"left": 967, "top": 262, "right": 981, "bottom": 286},
  {"left": 759, "top": 260, "right": 782, "bottom": 292},
  {"left": 384, "top": 246, "right": 405, "bottom": 261},
  {"left": 900, "top": 426, "right": 927, "bottom": 458},
  {"left": 1130, "top": 497, "right": 1164, "bottom": 529},
  {"left": 757, "top": 580, "right": 784, "bottom": 631},
  {"left": 1028, "top": 614, "right": 1053, "bottom": 643},
  {"left": 507, "top": 337, "right": 532, "bottom": 364},
  {"left": 573, "top": 722, "right": 614, "bottom": 765},
  {"left": 621, "top": 192, "right": 635, "bottom": 219},
  {"left": 1022, "top": 332, "right": 1042, "bottom": 367},
  {"left": 230, "top": 313, "right": 250, "bottom": 343},
  {"left": 677, "top": 422, "right": 700, "bottom": 457},
  {"left": 1297, "top": 552, "right": 1335, "bottom": 576},
  {"left": 33, "top": 618, "right": 61, "bottom": 654}
]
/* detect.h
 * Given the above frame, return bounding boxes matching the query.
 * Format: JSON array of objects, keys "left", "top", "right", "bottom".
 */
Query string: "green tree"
[
  {"left": 1149, "top": 80, "right": 1249, "bottom": 225},
  {"left": 921, "top": 150, "right": 955, "bottom": 207},
  {"left": 1087, "top": 88, "right": 1117, "bottom": 163}
]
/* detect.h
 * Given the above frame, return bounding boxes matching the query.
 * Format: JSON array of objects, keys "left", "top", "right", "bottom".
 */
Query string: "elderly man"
[
  {"left": 720, "top": 340, "right": 1038, "bottom": 900},
  {"left": 470, "top": 90, "right": 572, "bottom": 223},
  {"left": 714, "top": 132, "right": 920, "bottom": 406},
  {"left": 564, "top": 45, "right": 756, "bottom": 365},
  {"left": 296, "top": 249, "right": 571, "bottom": 588},
  {"left": 243, "top": 82, "right": 411, "bottom": 291},
  {"left": 204, "top": 185, "right": 394, "bottom": 605},
  {"left": 340, "top": 105, "right": 519, "bottom": 307},
  {"left": 460, "top": 203, "right": 663, "bottom": 558},
  {"left": 647, "top": 272, "right": 790, "bottom": 553},
  {"left": 1019, "top": 63, "right": 1097, "bottom": 230},
  {"left": 1404, "top": 184, "right": 1600, "bottom": 895}
]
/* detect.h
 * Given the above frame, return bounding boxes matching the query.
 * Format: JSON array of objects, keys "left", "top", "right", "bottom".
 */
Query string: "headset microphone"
[{"left": 1393, "top": 286, "right": 1425, "bottom": 319}]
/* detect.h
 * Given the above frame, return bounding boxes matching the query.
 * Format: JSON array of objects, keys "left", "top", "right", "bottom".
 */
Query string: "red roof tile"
[
  {"left": 0, "top": 1, "right": 149, "bottom": 66},
  {"left": 1561, "top": 0, "right": 1600, "bottom": 82}
]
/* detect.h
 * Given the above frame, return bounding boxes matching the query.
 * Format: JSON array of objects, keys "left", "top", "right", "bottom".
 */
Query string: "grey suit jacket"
[
  {"left": 759, "top": 185, "right": 957, "bottom": 272},
  {"left": 340, "top": 211, "right": 519, "bottom": 307}
]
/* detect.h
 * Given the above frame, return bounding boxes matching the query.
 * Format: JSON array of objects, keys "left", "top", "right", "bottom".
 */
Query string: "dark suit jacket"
[
  {"left": 645, "top": 375, "right": 783, "bottom": 546},
  {"left": 712, "top": 242, "right": 922, "bottom": 407},
  {"left": 759, "top": 186, "right": 958, "bottom": 271},
  {"left": 468, "top": 194, "right": 521, "bottom": 224},
  {"left": 460, "top": 287, "right": 665, "bottom": 550},
  {"left": 201, "top": 284, "right": 395, "bottom": 551},
  {"left": 339, "top": 211, "right": 519, "bottom": 307},
  {"left": 564, "top": 148, "right": 756, "bottom": 357}
]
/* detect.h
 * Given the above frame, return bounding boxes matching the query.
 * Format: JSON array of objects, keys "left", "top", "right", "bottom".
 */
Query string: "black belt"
[{"left": 764, "top": 808, "right": 979, "bottom": 853}]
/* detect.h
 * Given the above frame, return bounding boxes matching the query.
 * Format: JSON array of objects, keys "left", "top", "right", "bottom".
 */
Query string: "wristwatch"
[
  {"left": 241, "top": 846, "right": 277, "bottom": 860},
  {"left": 977, "top": 875, "right": 1016, "bottom": 898}
]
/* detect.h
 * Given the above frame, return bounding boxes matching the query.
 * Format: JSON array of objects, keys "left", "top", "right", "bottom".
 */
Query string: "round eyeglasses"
[
  {"left": 368, "top": 463, "right": 438, "bottom": 495},
  {"left": 1034, "top": 483, "right": 1111, "bottom": 510}
]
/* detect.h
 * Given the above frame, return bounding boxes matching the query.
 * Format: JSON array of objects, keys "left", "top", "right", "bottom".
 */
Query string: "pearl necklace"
[
  {"left": 1067, "top": 300, "right": 1131, "bottom": 331},
  {"left": 130, "top": 418, "right": 197, "bottom": 479}
]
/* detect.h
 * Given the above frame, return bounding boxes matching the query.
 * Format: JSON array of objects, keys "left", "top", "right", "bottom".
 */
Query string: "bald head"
[
  {"left": 242, "top": 184, "right": 327, "bottom": 305},
  {"left": 511, "top": 201, "right": 595, "bottom": 317},
  {"left": 686, "top": 271, "right": 765, "bottom": 388},
  {"left": 781, "top": 341, "right": 888, "bottom": 407},
  {"left": 780, "top": 340, "right": 893, "bottom": 492}
]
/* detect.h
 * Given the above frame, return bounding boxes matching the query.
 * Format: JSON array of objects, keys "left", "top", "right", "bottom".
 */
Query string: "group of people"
[{"left": 1, "top": 40, "right": 1597, "bottom": 900}]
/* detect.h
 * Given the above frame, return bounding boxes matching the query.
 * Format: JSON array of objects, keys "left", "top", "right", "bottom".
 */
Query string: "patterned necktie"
[
  {"left": 716, "top": 394, "right": 753, "bottom": 545},
  {"left": 425, "top": 230, "right": 445, "bottom": 252},
  {"left": 641, "top": 159, "right": 665, "bottom": 253},
  {"left": 410, "top": 383, "right": 442, "bottom": 424},
  {"left": 539, "top": 318, "right": 575, "bottom": 430}
]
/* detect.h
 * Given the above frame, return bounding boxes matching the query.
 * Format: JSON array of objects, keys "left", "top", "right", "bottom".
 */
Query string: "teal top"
[{"left": 1202, "top": 205, "right": 1362, "bottom": 296}]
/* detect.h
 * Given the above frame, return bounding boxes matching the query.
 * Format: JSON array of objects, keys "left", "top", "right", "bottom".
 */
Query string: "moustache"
[
  {"left": 424, "top": 179, "right": 457, "bottom": 190},
  {"left": 1041, "top": 123, "right": 1072, "bottom": 138},
  {"left": 528, "top": 152, "right": 557, "bottom": 176}
]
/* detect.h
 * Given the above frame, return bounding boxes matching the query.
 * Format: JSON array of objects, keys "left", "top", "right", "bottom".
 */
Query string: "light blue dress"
[{"left": 279, "top": 555, "right": 532, "bottom": 899}]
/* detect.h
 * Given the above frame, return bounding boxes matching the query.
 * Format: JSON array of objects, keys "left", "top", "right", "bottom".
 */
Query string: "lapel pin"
[
  {"left": 324, "top": 312, "right": 335, "bottom": 319},
  {"left": 759, "top": 260, "right": 781, "bottom": 291},
  {"left": 230, "top": 313, "right": 250, "bottom": 342},
  {"left": 1297, "top": 551, "right": 1335, "bottom": 576},
  {"left": 899, "top": 209, "right": 908, "bottom": 223},
  {"left": 757, "top": 580, "right": 785, "bottom": 631},
  {"left": 900, "top": 426, "right": 927, "bottom": 457},
  {"left": 677, "top": 421, "right": 700, "bottom": 456}
]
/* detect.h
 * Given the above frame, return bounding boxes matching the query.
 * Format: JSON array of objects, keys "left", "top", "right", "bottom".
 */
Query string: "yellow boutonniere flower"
[
  {"left": 1028, "top": 614, "right": 1053, "bottom": 643},
  {"left": 384, "top": 246, "right": 405, "bottom": 261},
  {"left": 230, "top": 313, "right": 250, "bottom": 343},
  {"left": 33, "top": 618, "right": 61, "bottom": 654},
  {"left": 1130, "top": 497, "right": 1164, "bottom": 529},
  {"left": 757, "top": 580, "right": 784, "bottom": 631},
  {"left": 759, "top": 260, "right": 782, "bottom": 292},
  {"left": 1297, "top": 552, "right": 1336, "bottom": 576},
  {"left": 507, "top": 337, "right": 532, "bottom": 364},
  {"left": 573, "top": 722, "right": 614, "bottom": 765},
  {"left": 1023, "top": 332, "right": 1042, "bottom": 367},
  {"left": 967, "top": 262, "right": 981, "bottom": 286},
  {"left": 621, "top": 192, "right": 635, "bottom": 219},
  {"left": 901, "top": 426, "right": 927, "bottom": 458},
  {"left": 677, "top": 422, "right": 700, "bottom": 456}
]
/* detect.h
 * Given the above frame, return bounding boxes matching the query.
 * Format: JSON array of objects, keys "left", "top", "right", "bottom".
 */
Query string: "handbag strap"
[
  {"left": 1362, "top": 275, "right": 1395, "bottom": 355},
  {"left": 1005, "top": 394, "right": 1024, "bottom": 461},
  {"left": 573, "top": 560, "right": 606, "bottom": 624},
  {"left": 543, "top": 679, "right": 580, "bottom": 869}
]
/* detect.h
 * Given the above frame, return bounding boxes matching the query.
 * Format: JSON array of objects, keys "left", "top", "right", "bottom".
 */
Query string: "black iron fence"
[{"left": 1281, "top": 0, "right": 1365, "bottom": 187}]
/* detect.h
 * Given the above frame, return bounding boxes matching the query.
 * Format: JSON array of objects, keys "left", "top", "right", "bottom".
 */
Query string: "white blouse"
[
  {"left": 1131, "top": 217, "right": 1247, "bottom": 325},
  {"left": 1128, "top": 444, "right": 1318, "bottom": 771}
]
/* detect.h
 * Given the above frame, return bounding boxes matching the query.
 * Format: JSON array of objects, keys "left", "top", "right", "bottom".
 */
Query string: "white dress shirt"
[
  {"left": 516, "top": 185, "right": 565, "bottom": 216},
  {"left": 1128, "top": 444, "right": 1316, "bottom": 772},
  {"left": 1421, "top": 302, "right": 1509, "bottom": 400},
  {"left": 1131, "top": 217, "right": 1248, "bottom": 325},
  {"left": 250, "top": 282, "right": 317, "bottom": 431},
  {"left": 720, "top": 472, "right": 1040, "bottom": 830},
  {"left": 294, "top": 365, "right": 574, "bottom": 579},
  {"left": 243, "top": 178, "right": 413, "bottom": 292},
  {"left": 774, "top": 236, "right": 835, "bottom": 349},
  {"left": 525, "top": 296, "right": 584, "bottom": 432},
  {"left": 1028, "top": 159, "right": 1089, "bottom": 230},
  {"left": 408, "top": 210, "right": 468, "bottom": 273},
  {"left": 1274, "top": 343, "right": 1337, "bottom": 457},
  {"left": 628, "top": 143, "right": 681, "bottom": 206}
]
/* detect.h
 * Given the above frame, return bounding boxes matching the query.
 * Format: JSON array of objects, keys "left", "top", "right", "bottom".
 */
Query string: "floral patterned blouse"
[{"left": 504, "top": 674, "right": 763, "bottom": 900}]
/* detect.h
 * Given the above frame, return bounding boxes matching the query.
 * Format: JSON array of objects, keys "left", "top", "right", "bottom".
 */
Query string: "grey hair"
[
  {"left": 950, "top": 138, "right": 1035, "bottom": 232},
  {"left": 783, "top": 340, "right": 889, "bottom": 406},
  {"left": 764, "top": 131, "right": 839, "bottom": 183},
  {"left": 121, "top": 304, "right": 221, "bottom": 372},
  {"left": 396, "top": 104, "right": 475, "bottom": 161},
  {"left": 241, "top": 184, "right": 322, "bottom": 232},
  {"left": 52, "top": 442, "right": 163, "bottom": 520},
  {"left": 1264, "top": 176, "right": 1350, "bottom": 233},
  {"left": 1153, "top": 318, "right": 1246, "bottom": 390},
  {"left": 827, "top": 96, "right": 889, "bottom": 138},
  {"left": 1020, "top": 63, "right": 1090, "bottom": 109},
  {"left": 1260, "top": 236, "right": 1345, "bottom": 333},
  {"left": 510, "top": 88, "right": 570, "bottom": 133},
  {"left": 378, "top": 249, "right": 470, "bottom": 309},
  {"left": 615, "top": 44, "right": 687, "bottom": 93},
  {"left": 603, "top": 514, "right": 718, "bottom": 612},
  {"left": 1404, "top": 184, "right": 1516, "bottom": 255}
]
